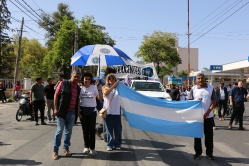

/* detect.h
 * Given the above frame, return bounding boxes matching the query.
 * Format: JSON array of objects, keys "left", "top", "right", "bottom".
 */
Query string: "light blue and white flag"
[{"left": 117, "top": 82, "right": 204, "bottom": 138}]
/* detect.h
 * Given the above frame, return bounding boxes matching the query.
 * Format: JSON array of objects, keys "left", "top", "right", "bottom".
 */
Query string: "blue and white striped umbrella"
[{"left": 71, "top": 44, "right": 132, "bottom": 66}]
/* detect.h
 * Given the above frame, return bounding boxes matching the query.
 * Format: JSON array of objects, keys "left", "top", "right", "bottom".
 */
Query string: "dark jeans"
[
  {"left": 218, "top": 100, "right": 227, "bottom": 118},
  {"left": 33, "top": 100, "right": 45, "bottom": 122},
  {"left": 230, "top": 104, "right": 244, "bottom": 127},
  {"left": 0, "top": 92, "right": 6, "bottom": 102},
  {"left": 194, "top": 117, "right": 213, "bottom": 156},
  {"left": 80, "top": 111, "right": 97, "bottom": 150}
]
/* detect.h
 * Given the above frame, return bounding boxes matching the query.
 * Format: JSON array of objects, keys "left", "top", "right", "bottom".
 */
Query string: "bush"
[{"left": 7, "top": 96, "right": 15, "bottom": 102}]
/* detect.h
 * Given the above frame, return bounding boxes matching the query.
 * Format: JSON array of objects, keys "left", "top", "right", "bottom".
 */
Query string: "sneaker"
[
  {"left": 115, "top": 147, "right": 121, "bottom": 150},
  {"left": 47, "top": 120, "right": 51, "bottom": 123},
  {"left": 52, "top": 118, "right": 56, "bottom": 122},
  {"left": 89, "top": 149, "right": 97, "bottom": 155},
  {"left": 107, "top": 148, "right": 112, "bottom": 151},
  {"left": 41, "top": 122, "right": 46, "bottom": 125},
  {"left": 35, "top": 122, "right": 39, "bottom": 126},
  {"left": 83, "top": 148, "right": 89, "bottom": 154},
  {"left": 207, "top": 154, "right": 215, "bottom": 160},
  {"left": 193, "top": 153, "right": 201, "bottom": 159}
]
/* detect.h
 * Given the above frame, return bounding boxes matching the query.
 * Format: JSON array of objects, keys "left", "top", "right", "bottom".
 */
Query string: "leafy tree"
[
  {"left": 38, "top": 3, "right": 74, "bottom": 49},
  {"left": 12, "top": 36, "right": 48, "bottom": 80},
  {"left": 203, "top": 67, "right": 210, "bottom": 71},
  {"left": 135, "top": 31, "right": 181, "bottom": 79},
  {"left": 44, "top": 16, "right": 115, "bottom": 78},
  {"left": 0, "top": 0, "right": 14, "bottom": 78},
  {"left": 176, "top": 70, "right": 188, "bottom": 77}
]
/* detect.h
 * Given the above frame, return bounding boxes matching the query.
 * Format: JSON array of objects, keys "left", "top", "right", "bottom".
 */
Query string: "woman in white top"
[
  {"left": 186, "top": 86, "right": 192, "bottom": 100},
  {"left": 78, "top": 72, "right": 102, "bottom": 155},
  {"left": 180, "top": 87, "right": 187, "bottom": 100},
  {"left": 102, "top": 73, "right": 122, "bottom": 151}
]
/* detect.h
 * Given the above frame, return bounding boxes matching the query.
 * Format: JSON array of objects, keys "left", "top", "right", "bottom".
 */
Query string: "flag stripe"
[
  {"left": 118, "top": 83, "right": 203, "bottom": 109},
  {"left": 123, "top": 109, "right": 203, "bottom": 138},
  {"left": 119, "top": 96, "right": 203, "bottom": 122}
]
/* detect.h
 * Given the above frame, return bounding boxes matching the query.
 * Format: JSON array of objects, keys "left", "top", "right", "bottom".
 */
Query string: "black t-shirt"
[
  {"left": 45, "top": 84, "right": 55, "bottom": 100},
  {"left": 170, "top": 88, "right": 180, "bottom": 100}
]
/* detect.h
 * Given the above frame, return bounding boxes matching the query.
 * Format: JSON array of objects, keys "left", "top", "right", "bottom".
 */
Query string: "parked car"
[{"left": 130, "top": 80, "right": 172, "bottom": 101}]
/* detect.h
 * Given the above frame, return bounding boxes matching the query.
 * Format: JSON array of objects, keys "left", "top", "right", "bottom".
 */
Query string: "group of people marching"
[
  {"left": 165, "top": 73, "right": 247, "bottom": 160},
  {"left": 26, "top": 69, "right": 121, "bottom": 160}
]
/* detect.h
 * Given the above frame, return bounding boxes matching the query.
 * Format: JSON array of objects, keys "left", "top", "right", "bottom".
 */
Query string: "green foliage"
[
  {"left": 12, "top": 37, "right": 48, "bottom": 80},
  {"left": 0, "top": 0, "right": 14, "bottom": 78},
  {"left": 176, "top": 70, "right": 188, "bottom": 77},
  {"left": 203, "top": 67, "right": 210, "bottom": 71},
  {"left": 38, "top": 3, "right": 74, "bottom": 49},
  {"left": 135, "top": 31, "right": 181, "bottom": 78},
  {"left": 7, "top": 96, "right": 15, "bottom": 102},
  {"left": 44, "top": 15, "right": 115, "bottom": 78}
]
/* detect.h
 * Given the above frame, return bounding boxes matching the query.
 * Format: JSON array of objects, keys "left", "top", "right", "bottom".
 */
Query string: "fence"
[{"left": 0, "top": 79, "right": 38, "bottom": 90}]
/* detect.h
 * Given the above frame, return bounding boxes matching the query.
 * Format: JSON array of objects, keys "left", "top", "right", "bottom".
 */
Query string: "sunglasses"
[{"left": 108, "top": 77, "right": 115, "bottom": 80}]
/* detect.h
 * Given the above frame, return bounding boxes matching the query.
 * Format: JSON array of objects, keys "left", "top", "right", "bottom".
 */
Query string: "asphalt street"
[{"left": 0, "top": 102, "right": 249, "bottom": 166}]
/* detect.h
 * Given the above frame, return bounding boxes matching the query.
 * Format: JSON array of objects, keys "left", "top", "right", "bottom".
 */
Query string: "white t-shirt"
[
  {"left": 191, "top": 84, "right": 214, "bottom": 118},
  {"left": 103, "top": 88, "right": 121, "bottom": 115},
  {"left": 180, "top": 90, "right": 187, "bottom": 100},
  {"left": 79, "top": 85, "right": 98, "bottom": 109}
]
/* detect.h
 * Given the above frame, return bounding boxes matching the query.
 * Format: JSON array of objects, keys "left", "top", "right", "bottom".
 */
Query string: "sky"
[{"left": 6, "top": 0, "right": 249, "bottom": 71}]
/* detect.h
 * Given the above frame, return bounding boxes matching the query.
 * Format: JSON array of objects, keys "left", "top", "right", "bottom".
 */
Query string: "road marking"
[
  {"left": 215, "top": 142, "right": 249, "bottom": 165},
  {"left": 132, "top": 140, "right": 167, "bottom": 166},
  {"left": 0, "top": 140, "right": 30, "bottom": 157}
]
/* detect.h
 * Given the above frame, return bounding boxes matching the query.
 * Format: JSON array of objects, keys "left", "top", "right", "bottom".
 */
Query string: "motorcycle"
[{"left": 16, "top": 93, "right": 34, "bottom": 121}]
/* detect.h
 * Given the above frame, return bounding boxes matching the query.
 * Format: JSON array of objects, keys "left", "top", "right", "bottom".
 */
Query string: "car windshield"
[{"left": 132, "top": 82, "right": 165, "bottom": 92}]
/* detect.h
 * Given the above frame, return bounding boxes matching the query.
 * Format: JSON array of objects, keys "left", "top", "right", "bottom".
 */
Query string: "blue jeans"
[
  {"left": 53, "top": 110, "right": 75, "bottom": 153},
  {"left": 105, "top": 114, "right": 122, "bottom": 149}
]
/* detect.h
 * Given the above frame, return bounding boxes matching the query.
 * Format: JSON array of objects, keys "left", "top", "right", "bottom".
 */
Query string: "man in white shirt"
[
  {"left": 216, "top": 83, "right": 228, "bottom": 120},
  {"left": 190, "top": 73, "right": 216, "bottom": 160}
]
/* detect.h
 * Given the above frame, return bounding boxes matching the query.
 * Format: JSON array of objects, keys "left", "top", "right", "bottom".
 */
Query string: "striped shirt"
[{"left": 55, "top": 81, "right": 78, "bottom": 111}]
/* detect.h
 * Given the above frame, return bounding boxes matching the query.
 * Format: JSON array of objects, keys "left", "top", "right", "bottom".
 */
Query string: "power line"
[
  {"left": 14, "top": 0, "right": 40, "bottom": 20},
  {"left": 180, "top": 0, "right": 243, "bottom": 46},
  {"left": 21, "top": 0, "right": 42, "bottom": 19},
  {"left": 11, "top": 16, "right": 44, "bottom": 37},
  {"left": 184, "top": 2, "right": 249, "bottom": 47},
  {"left": 191, "top": 0, "right": 230, "bottom": 30},
  {"left": 9, "top": 0, "right": 39, "bottom": 23}
]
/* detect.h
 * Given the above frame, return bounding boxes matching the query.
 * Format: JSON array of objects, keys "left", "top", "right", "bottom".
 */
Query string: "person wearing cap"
[
  {"left": 0, "top": 82, "right": 7, "bottom": 103},
  {"left": 228, "top": 80, "right": 247, "bottom": 130},
  {"left": 30, "top": 77, "right": 46, "bottom": 125}
]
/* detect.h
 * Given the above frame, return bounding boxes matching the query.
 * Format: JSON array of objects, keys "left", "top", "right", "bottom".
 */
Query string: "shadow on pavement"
[
  {"left": 0, "top": 158, "right": 42, "bottom": 165},
  {"left": 0, "top": 142, "right": 11, "bottom": 146}
]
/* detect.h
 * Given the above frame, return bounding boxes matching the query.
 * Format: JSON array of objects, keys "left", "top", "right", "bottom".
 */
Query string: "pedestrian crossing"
[{"left": 1, "top": 138, "right": 249, "bottom": 166}]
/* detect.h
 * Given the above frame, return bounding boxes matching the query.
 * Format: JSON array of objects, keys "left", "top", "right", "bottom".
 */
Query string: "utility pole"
[
  {"left": 72, "top": 26, "right": 78, "bottom": 72},
  {"left": 13, "top": 17, "right": 24, "bottom": 97},
  {"left": 187, "top": 0, "right": 191, "bottom": 86}
]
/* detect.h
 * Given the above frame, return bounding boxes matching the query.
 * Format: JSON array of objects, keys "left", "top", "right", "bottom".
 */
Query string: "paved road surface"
[{"left": 0, "top": 102, "right": 249, "bottom": 166}]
